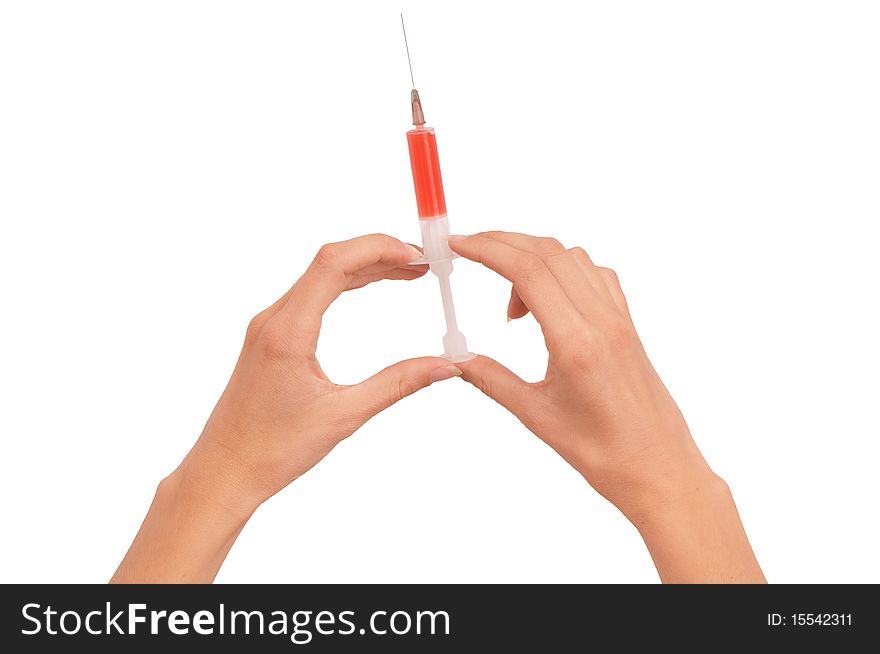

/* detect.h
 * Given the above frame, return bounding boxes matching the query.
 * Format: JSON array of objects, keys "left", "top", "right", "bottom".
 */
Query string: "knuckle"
[
  {"left": 535, "top": 236, "right": 565, "bottom": 256},
  {"left": 514, "top": 252, "right": 546, "bottom": 280},
  {"left": 554, "top": 316, "right": 636, "bottom": 370},
  {"left": 395, "top": 377, "right": 420, "bottom": 402},
  {"left": 569, "top": 246, "right": 592, "bottom": 263},
  {"left": 313, "top": 242, "right": 343, "bottom": 269},
  {"left": 570, "top": 330, "right": 600, "bottom": 364},
  {"left": 597, "top": 266, "right": 619, "bottom": 285},
  {"left": 245, "top": 312, "right": 268, "bottom": 342},
  {"left": 565, "top": 343, "right": 599, "bottom": 371},
  {"left": 255, "top": 320, "right": 292, "bottom": 360},
  {"left": 605, "top": 315, "right": 636, "bottom": 348},
  {"left": 551, "top": 324, "right": 597, "bottom": 365},
  {"left": 366, "top": 232, "right": 394, "bottom": 247},
  {"left": 473, "top": 375, "right": 493, "bottom": 399}
]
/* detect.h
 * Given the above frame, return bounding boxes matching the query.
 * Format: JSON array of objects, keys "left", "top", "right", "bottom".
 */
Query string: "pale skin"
[{"left": 112, "top": 232, "right": 764, "bottom": 584}]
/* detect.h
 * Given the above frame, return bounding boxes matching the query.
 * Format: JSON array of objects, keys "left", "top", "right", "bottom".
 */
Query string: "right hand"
[{"left": 448, "top": 232, "right": 716, "bottom": 523}]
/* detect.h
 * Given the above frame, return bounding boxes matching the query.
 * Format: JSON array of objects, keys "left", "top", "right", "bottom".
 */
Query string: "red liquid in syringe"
[{"left": 407, "top": 126, "right": 447, "bottom": 220}]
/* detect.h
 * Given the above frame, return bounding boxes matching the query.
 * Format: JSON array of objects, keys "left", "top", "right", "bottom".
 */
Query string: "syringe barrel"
[{"left": 406, "top": 126, "right": 447, "bottom": 219}]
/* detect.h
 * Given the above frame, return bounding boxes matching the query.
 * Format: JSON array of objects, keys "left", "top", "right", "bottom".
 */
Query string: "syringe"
[{"left": 401, "top": 15, "right": 474, "bottom": 363}]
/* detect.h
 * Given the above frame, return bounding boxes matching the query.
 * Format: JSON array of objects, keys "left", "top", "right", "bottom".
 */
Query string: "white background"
[{"left": 1, "top": 1, "right": 878, "bottom": 583}]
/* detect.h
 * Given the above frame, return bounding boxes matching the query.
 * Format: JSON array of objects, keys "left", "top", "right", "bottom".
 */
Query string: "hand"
[
  {"left": 191, "top": 233, "right": 461, "bottom": 509},
  {"left": 448, "top": 231, "right": 700, "bottom": 514},
  {"left": 449, "top": 232, "right": 765, "bottom": 583},
  {"left": 113, "top": 234, "right": 461, "bottom": 582}
]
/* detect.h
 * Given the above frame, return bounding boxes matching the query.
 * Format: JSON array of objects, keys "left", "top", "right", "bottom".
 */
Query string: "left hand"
[
  {"left": 112, "top": 233, "right": 461, "bottom": 582},
  {"left": 187, "top": 233, "right": 462, "bottom": 514}
]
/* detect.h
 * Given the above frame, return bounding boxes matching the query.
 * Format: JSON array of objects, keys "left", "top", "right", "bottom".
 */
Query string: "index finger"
[
  {"left": 280, "top": 234, "right": 423, "bottom": 336},
  {"left": 448, "top": 233, "right": 583, "bottom": 337}
]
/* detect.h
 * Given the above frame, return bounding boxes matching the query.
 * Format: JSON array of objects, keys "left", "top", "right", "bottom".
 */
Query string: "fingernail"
[
  {"left": 404, "top": 245, "right": 424, "bottom": 262},
  {"left": 430, "top": 365, "right": 462, "bottom": 382},
  {"left": 448, "top": 234, "right": 469, "bottom": 242}
]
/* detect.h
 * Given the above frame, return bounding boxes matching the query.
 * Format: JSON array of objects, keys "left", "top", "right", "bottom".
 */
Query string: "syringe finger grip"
[{"left": 418, "top": 216, "right": 454, "bottom": 265}]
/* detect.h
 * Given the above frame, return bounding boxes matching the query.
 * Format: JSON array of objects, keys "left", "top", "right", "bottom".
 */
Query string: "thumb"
[
  {"left": 345, "top": 356, "right": 462, "bottom": 419},
  {"left": 456, "top": 355, "right": 531, "bottom": 414}
]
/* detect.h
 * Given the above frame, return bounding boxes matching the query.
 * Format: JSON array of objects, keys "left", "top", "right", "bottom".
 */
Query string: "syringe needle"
[
  {"left": 401, "top": 13, "right": 416, "bottom": 88},
  {"left": 400, "top": 14, "right": 425, "bottom": 126}
]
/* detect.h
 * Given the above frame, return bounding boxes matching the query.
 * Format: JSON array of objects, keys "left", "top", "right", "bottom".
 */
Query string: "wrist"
[
  {"left": 624, "top": 465, "right": 729, "bottom": 533},
  {"left": 112, "top": 444, "right": 259, "bottom": 583},
  {"left": 592, "top": 437, "right": 719, "bottom": 530},
  {"left": 624, "top": 469, "right": 766, "bottom": 583},
  {"left": 168, "top": 435, "right": 266, "bottom": 525}
]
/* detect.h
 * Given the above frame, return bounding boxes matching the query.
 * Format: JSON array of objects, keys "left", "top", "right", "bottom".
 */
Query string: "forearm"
[
  {"left": 111, "top": 442, "right": 260, "bottom": 583},
  {"left": 629, "top": 469, "right": 765, "bottom": 584}
]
